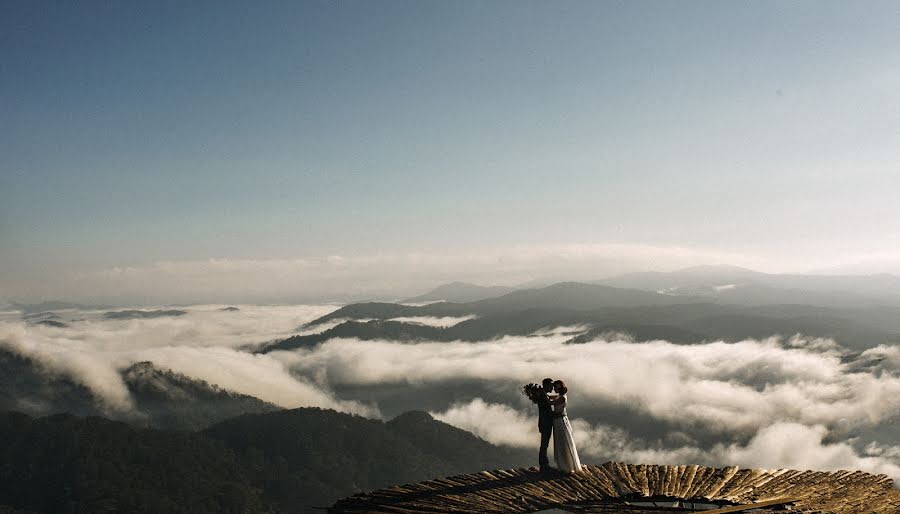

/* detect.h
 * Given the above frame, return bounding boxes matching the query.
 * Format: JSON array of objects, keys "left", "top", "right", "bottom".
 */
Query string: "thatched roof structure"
[{"left": 330, "top": 461, "right": 899, "bottom": 513}]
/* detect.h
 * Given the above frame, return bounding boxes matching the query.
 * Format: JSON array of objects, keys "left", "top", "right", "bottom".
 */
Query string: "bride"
[{"left": 548, "top": 380, "right": 582, "bottom": 473}]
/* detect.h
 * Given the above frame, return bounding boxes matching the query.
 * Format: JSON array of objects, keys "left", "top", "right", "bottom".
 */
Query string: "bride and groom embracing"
[{"left": 528, "top": 378, "right": 582, "bottom": 474}]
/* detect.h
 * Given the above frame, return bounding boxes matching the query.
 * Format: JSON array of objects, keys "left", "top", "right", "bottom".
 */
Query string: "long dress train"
[{"left": 552, "top": 394, "right": 582, "bottom": 473}]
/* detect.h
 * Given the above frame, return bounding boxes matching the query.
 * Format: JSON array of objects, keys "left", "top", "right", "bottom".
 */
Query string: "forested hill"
[
  {"left": 0, "top": 349, "right": 278, "bottom": 431},
  {"left": 261, "top": 275, "right": 900, "bottom": 355},
  {"left": 0, "top": 408, "right": 532, "bottom": 514},
  {"left": 262, "top": 293, "right": 900, "bottom": 353},
  {"left": 401, "top": 281, "right": 517, "bottom": 303}
]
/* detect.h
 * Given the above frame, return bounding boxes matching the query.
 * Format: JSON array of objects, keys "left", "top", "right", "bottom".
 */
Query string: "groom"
[{"left": 537, "top": 377, "right": 555, "bottom": 471}]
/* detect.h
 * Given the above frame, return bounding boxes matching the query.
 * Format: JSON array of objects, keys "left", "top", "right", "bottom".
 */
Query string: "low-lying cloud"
[
  {"left": 278, "top": 334, "right": 900, "bottom": 435},
  {"left": 0, "top": 305, "right": 376, "bottom": 416},
  {"left": 2, "top": 305, "right": 898, "bottom": 483},
  {"left": 385, "top": 315, "right": 477, "bottom": 328},
  {"left": 276, "top": 332, "right": 900, "bottom": 482},
  {"left": 430, "top": 399, "right": 900, "bottom": 481}
]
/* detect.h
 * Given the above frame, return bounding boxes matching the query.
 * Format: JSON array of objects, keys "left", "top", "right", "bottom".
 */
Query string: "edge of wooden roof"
[{"left": 329, "top": 461, "right": 900, "bottom": 513}]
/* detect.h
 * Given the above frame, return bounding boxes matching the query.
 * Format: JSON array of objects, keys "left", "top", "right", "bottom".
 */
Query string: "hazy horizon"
[{"left": 7, "top": 258, "right": 900, "bottom": 307}]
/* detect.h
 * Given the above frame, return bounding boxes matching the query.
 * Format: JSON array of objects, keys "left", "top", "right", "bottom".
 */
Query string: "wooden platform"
[{"left": 329, "top": 461, "right": 900, "bottom": 513}]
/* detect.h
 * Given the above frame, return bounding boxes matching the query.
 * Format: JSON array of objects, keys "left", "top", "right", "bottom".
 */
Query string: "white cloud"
[
  {"left": 431, "top": 399, "right": 900, "bottom": 482},
  {"left": 278, "top": 334, "right": 900, "bottom": 434},
  {"left": 429, "top": 397, "right": 696, "bottom": 462},
  {"left": 386, "top": 315, "right": 477, "bottom": 327},
  {"left": 432, "top": 398, "right": 536, "bottom": 448},
  {"left": 1, "top": 322, "right": 135, "bottom": 412},
  {"left": 860, "top": 344, "right": 900, "bottom": 372},
  {"left": 123, "top": 345, "right": 374, "bottom": 416},
  {"left": 529, "top": 325, "right": 592, "bottom": 337},
  {"left": 713, "top": 423, "right": 900, "bottom": 480},
  {"left": 3, "top": 304, "right": 898, "bottom": 482},
  {"left": 0, "top": 305, "right": 377, "bottom": 417},
  {"left": 1, "top": 304, "right": 338, "bottom": 349}
]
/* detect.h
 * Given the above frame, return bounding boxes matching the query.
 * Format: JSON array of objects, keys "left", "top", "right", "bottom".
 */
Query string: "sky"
[{"left": 3, "top": 1, "right": 900, "bottom": 303}]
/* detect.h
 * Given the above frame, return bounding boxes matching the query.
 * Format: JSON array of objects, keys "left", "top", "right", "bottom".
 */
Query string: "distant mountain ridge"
[
  {"left": 471, "top": 281, "right": 706, "bottom": 311},
  {"left": 597, "top": 265, "right": 900, "bottom": 307},
  {"left": 315, "top": 282, "right": 702, "bottom": 325},
  {"left": 402, "top": 281, "right": 516, "bottom": 303},
  {"left": 104, "top": 309, "right": 188, "bottom": 320},
  {"left": 260, "top": 276, "right": 900, "bottom": 353}
]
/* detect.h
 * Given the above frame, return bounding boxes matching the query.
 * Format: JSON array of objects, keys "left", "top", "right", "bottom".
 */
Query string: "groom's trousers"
[{"left": 539, "top": 429, "right": 552, "bottom": 468}]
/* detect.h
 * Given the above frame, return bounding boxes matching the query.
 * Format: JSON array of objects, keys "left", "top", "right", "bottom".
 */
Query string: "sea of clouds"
[
  {"left": 1, "top": 305, "right": 898, "bottom": 482},
  {"left": 0, "top": 305, "right": 374, "bottom": 416}
]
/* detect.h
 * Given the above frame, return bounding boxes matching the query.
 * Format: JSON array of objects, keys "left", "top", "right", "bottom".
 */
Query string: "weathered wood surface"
[
  {"left": 701, "top": 498, "right": 796, "bottom": 513},
  {"left": 329, "top": 461, "right": 900, "bottom": 513}
]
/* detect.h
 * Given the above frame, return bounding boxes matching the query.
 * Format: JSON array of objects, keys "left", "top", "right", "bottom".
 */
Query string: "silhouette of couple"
[{"left": 536, "top": 378, "right": 582, "bottom": 473}]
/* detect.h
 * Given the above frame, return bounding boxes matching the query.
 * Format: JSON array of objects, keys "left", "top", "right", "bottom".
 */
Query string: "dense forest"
[{"left": 0, "top": 408, "right": 532, "bottom": 513}]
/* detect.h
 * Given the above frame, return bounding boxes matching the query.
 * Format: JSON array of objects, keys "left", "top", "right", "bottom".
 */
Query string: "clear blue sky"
[{"left": 2, "top": 1, "right": 900, "bottom": 302}]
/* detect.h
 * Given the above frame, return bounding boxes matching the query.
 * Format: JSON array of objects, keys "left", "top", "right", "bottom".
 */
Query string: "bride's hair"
[{"left": 553, "top": 380, "right": 568, "bottom": 395}]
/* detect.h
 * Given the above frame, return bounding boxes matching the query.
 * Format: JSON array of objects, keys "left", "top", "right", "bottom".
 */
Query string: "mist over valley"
[{"left": 2, "top": 267, "right": 899, "bottom": 511}]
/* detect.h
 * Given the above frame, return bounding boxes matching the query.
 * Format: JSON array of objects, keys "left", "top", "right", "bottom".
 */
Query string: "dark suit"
[{"left": 537, "top": 390, "right": 553, "bottom": 468}]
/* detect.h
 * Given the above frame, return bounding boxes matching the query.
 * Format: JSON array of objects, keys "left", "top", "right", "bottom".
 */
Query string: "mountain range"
[
  {"left": 594, "top": 265, "right": 900, "bottom": 308},
  {"left": 401, "top": 281, "right": 517, "bottom": 303},
  {"left": 407, "top": 265, "right": 900, "bottom": 308},
  {"left": 261, "top": 268, "right": 900, "bottom": 353}
]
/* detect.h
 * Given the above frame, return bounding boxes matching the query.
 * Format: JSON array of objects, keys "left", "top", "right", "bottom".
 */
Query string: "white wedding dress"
[{"left": 551, "top": 394, "right": 583, "bottom": 473}]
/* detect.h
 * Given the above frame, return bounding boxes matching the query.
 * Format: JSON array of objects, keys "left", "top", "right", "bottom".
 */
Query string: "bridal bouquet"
[{"left": 522, "top": 383, "right": 546, "bottom": 404}]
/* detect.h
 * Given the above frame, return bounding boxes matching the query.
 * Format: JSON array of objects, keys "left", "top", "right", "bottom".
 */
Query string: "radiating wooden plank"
[
  {"left": 675, "top": 464, "right": 699, "bottom": 498},
  {"left": 703, "top": 465, "right": 739, "bottom": 499},
  {"left": 683, "top": 465, "right": 714, "bottom": 498},
  {"left": 328, "top": 462, "right": 900, "bottom": 513}
]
